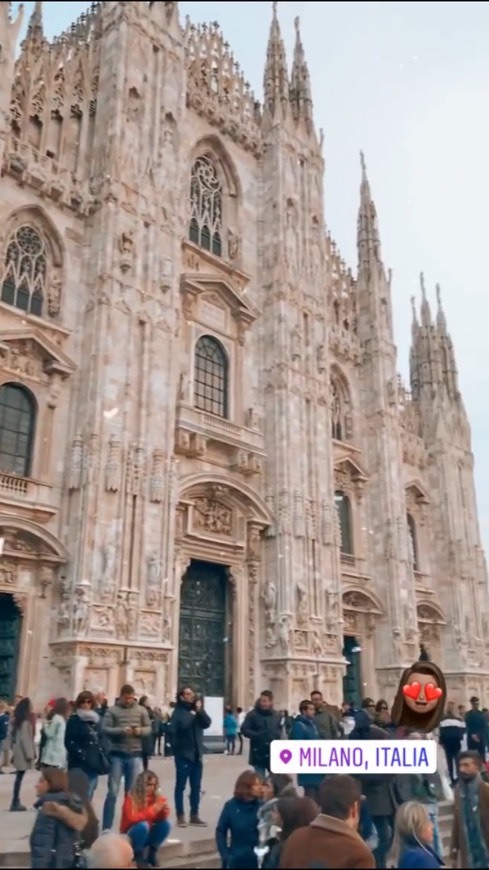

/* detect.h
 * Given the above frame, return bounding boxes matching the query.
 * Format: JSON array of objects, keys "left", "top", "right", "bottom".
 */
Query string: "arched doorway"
[
  {"left": 178, "top": 560, "right": 229, "bottom": 698},
  {"left": 0, "top": 593, "right": 23, "bottom": 701}
]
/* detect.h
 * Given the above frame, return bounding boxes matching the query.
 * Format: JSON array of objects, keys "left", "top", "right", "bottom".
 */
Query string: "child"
[{"left": 223, "top": 706, "right": 238, "bottom": 755}]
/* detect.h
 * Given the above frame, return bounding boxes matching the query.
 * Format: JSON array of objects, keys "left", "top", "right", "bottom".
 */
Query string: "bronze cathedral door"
[
  {"left": 0, "top": 594, "right": 22, "bottom": 702},
  {"left": 178, "top": 561, "right": 228, "bottom": 698}
]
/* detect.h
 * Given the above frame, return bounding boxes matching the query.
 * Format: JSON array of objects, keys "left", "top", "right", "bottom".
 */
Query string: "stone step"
[{"left": 0, "top": 836, "right": 218, "bottom": 869}]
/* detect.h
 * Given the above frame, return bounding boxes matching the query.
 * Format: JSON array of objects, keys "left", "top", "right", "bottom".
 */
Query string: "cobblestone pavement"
[{"left": 0, "top": 753, "right": 248, "bottom": 858}]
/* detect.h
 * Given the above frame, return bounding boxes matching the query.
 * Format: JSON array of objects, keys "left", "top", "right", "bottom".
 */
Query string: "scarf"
[
  {"left": 460, "top": 775, "right": 489, "bottom": 868},
  {"left": 76, "top": 709, "right": 99, "bottom": 724}
]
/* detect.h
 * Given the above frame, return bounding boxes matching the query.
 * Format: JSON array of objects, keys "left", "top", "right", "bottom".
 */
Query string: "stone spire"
[
  {"left": 289, "top": 16, "right": 313, "bottom": 131},
  {"left": 435, "top": 282, "right": 459, "bottom": 397},
  {"left": 357, "top": 151, "right": 382, "bottom": 272},
  {"left": 20, "top": 0, "right": 44, "bottom": 56},
  {"left": 0, "top": 1, "right": 23, "bottom": 117},
  {"left": 419, "top": 271, "right": 431, "bottom": 327},
  {"left": 263, "top": 1, "right": 289, "bottom": 122}
]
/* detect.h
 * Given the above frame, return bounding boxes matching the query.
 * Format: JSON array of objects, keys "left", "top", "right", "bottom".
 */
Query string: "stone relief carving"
[
  {"left": 47, "top": 376, "right": 62, "bottom": 409},
  {"left": 227, "top": 230, "right": 240, "bottom": 261},
  {"left": 247, "top": 525, "right": 262, "bottom": 561},
  {"left": 312, "top": 631, "right": 323, "bottom": 656},
  {"left": 0, "top": 560, "right": 17, "bottom": 587},
  {"left": 105, "top": 435, "right": 123, "bottom": 493},
  {"left": 193, "top": 498, "right": 232, "bottom": 536},
  {"left": 114, "top": 593, "right": 128, "bottom": 638},
  {"left": 306, "top": 499, "right": 317, "bottom": 540},
  {"left": 321, "top": 500, "right": 332, "bottom": 545},
  {"left": 68, "top": 434, "right": 84, "bottom": 491},
  {"left": 91, "top": 606, "right": 114, "bottom": 632},
  {"left": 84, "top": 434, "right": 100, "bottom": 485},
  {"left": 100, "top": 541, "right": 117, "bottom": 601},
  {"left": 118, "top": 230, "right": 135, "bottom": 273},
  {"left": 48, "top": 276, "right": 62, "bottom": 318},
  {"left": 146, "top": 552, "right": 162, "bottom": 608},
  {"left": 140, "top": 612, "right": 162, "bottom": 638},
  {"left": 149, "top": 450, "right": 165, "bottom": 503},
  {"left": 278, "top": 490, "right": 290, "bottom": 535}
]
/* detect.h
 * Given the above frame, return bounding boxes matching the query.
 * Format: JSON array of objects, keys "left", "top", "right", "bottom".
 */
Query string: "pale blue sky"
[{"left": 13, "top": 1, "right": 489, "bottom": 556}]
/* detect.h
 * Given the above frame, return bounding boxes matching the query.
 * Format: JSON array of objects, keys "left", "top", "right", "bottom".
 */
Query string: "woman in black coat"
[
  {"left": 65, "top": 691, "right": 106, "bottom": 800},
  {"left": 139, "top": 696, "right": 156, "bottom": 771}
]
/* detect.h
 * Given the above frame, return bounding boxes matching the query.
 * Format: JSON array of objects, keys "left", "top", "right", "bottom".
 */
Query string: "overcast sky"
[{"left": 13, "top": 1, "right": 489, "bottom": 557}]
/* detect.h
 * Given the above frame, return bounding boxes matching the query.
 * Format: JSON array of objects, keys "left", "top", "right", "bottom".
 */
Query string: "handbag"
[{"left": 96, "top": 746, "right": 110, "bottom": 776}]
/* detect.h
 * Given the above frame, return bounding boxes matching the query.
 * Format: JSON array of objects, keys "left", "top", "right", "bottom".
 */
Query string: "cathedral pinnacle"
[
  {"left": 419, "top": 271, "right": 431, "bottom": 326},
  {"left": 357, "top": 150, "right": 382, "bottom": 270},
  {"left": 435, "top": 282, "right": 447, "bottom": 333},
  {"left": 289, "top": 15, "right": 313, "bottom": 131},
  {"left": 263, "top": 0, "right": 289, "bottom": 121}
]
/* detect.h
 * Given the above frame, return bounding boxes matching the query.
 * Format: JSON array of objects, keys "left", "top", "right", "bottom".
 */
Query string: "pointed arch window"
[
  {"left": 335, "top": 490, "right": 353, "bottom": 556},
  {"left": 1, "top": 226, "right": 47, "bottom": 317},
  {"left": 0, "top": 383, "right": 36, "bottom": 477},
  {"left": 188, "top": 155, "right": 223, "bottom": 258},
  {"left": 194, "top": 335, "right": 228, "bottom": 418},
  {"left": 407, "top": 513, "right": 419, "bottom": 571}
]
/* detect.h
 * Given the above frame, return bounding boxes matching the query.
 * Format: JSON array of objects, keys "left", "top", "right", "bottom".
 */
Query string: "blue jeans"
[
  {"left": 174, "top": 756, "right": 203, "bottom": 817},
  {"left": 87, "top": 773, "right": 98, "bottom": 800},
  {"left": 102, "top": 755, "right": 142, "bottom": 830},
  {"left": 127, "top": 819, "right": 171, "bottom": 857},
  {"left": 428, "top": 805, "right": 441, "bottom": 858}
]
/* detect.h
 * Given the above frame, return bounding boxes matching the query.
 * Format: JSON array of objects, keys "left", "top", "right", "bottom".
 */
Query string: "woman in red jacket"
[{"left": 120, "top": 770, "right": 171, "bottom": 867}]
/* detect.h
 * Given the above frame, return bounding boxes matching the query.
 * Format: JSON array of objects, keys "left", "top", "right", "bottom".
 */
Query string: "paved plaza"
[{"left": 0, "top": 754, "right": 248, "bottom": 865}]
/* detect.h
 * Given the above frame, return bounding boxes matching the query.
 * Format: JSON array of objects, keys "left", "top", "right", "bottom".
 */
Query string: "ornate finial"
[
  {"left": 435, "top": 282, "right": 442, "bottom": 307},
  {"left": 294, "top": 15, "right": 300, "bottom": 33},
  {"left": 360, "top": 150, "right": 366, "bottom": 176},
  {"left": 410, "top": 296, "right": 416, "bottom": 317},
  {"left": 419, "top": 271, "right": 426, "bottom": 299},
  {"left": 272, "top": 0, "right": 278, "bottom": 15}
]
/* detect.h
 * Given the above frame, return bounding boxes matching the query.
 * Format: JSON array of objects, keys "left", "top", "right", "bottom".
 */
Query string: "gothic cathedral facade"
[{"left": 0, "top": 1, "right": 487, "bottom": 710}]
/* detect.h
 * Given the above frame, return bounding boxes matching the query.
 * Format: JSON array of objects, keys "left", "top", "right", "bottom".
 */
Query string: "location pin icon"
[{"left": 279, "top": 748, "right": 292, "bottom": 765}]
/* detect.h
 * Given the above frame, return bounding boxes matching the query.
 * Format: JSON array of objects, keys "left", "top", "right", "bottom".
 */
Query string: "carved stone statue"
[
  {"left": 316, "top": 343, "right": 325, "bottom": 374},
  {"left": 146, "top": 552, "right": 162, "bottom": 607},
  {"left": 73, "top": 587, "right": 90, "bottom": 636},
  {"left": 296, "top": 583, "right": 308, "bottom": 626},
  {"left": 105, "top": 435, "right": 122, "bottom": 493},
  {"left": 312, "top": 631, "right": 323, "bottom": 656},
  {"left": 291, "top": 326, "right": 301, "bottom": 362},
  {"left": 278, "top": 614, "right": 292, "bottom": 653},
  {"left": 247, "top": 526, "right": 261, "bottom": 562},
  {"left": 228, "top": 230, "right": 240, "bottom": 260},
  {"left": 115, "top": 595, "right": 128, "bottom": 638},
  {"left": 262, "top": 580, "right": 277, "bottom": 623}
]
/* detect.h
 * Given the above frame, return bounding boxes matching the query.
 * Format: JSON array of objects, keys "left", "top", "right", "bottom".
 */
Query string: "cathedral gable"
[{"left": 0, "top": 328, "right": 76, "bottom": 382}]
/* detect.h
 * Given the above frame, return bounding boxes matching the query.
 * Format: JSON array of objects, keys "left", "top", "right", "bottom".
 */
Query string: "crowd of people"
[{"left": 1, "top": 684, "right": 489, "bottom": 868}]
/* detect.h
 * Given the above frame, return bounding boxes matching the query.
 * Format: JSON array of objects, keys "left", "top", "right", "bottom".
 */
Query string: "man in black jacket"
[
  {"left": 169, "top": 686, "right": 211, "bottom": 827},
  {"left": 241, "top": 690, "right": 282, "bottom": 778}
]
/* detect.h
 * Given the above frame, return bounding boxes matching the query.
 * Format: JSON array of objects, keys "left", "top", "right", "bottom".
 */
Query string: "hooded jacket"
[{"left": 30, "top": 790, "right": 83, "bottom": 869}]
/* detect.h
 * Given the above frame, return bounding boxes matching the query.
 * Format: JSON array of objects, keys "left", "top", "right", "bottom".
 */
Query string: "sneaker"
[
  {"left": 189, "top": 815, "right": 208, "bottom": 827},
  {"left": 10, "top": 802, "right": 27, "bottom": 812},
  {"left": 176, "top": 814, "right": 187, "bottom": 827}
]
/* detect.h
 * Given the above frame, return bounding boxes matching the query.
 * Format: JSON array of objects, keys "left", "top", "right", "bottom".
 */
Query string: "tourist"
[
  {"left": 120, "top": 769, "right": 171, "bottom": 867},
  {"left": 395, "top": 732, "right": 443, "bottom": 858},
  {"left": 30, "top": 767, "right": 84, "bottom": 868},
  {"left": 349, "top": 709, "right": 397, "bottom": 868},
  {"left": 65, "top": 690, "right": 108, "bottom": 799},
  {"left": 439, "top": 701, "right": 466, "bottom": 784},
  {"left": 139, "top": 696, "right": 156, "bottom": 772},
  {"left": 389, "top": 801, "right": 443, "bottom": 868},
  {"left": 10, "top": 696, "right": 35, "bottom": 812},
  {"left": 153, "top": 707, "right": 164, "bottom": 756},
  {"left": 290, "top": 699, "right": 323, "bottom": 802},
  {"left": 40, "top": 697, "right": 69, "bottom": 770},
  {"left": 465, "top": 697, "right": 487, "bottom": 762},
  {"left": 241, "top": 690, "right": 282, "bottom": 779},
  {"left": 450, "top": 750, "right": 489, "bottom": 867},
  {"left": 223, "top": 706, "right": 238, "bottom": 755},
  {"left": 340, "top": 701, "right": 356, "bottom": 736},
  {"left": 310, "top": 690, "right": 340, "bottom": 739},
  {"left": 0, "top": 700, "right": 9, "bottom": 772},
  {"left": 85, "top": 832, "right": 135, "bottom": 868},
  {"left": 236, "top": 706, "right": 246, "bottom": 755},
  {"left": 258, "top": 775, "right": 298, "bottom": 858},
  {"left": 279, "top": 774, "right": 375, "bottom": 868},
  {"left": 374, "top": 700, "right": 396, "bottom": 734},
  {"left": 262, "top": 795, "right": 318, "bottom": 868},
  {"left": 101, "top": 684, "right": 152, "bottom": 831},
  {"left": 41, "top": 767, "right": 100, "bottom": 868},
  {"left": 215, "top": 769, "right": 262, "bottom": 868},
  {"left": 169, "top": 686, "right": 211, "bottom": 827}
]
